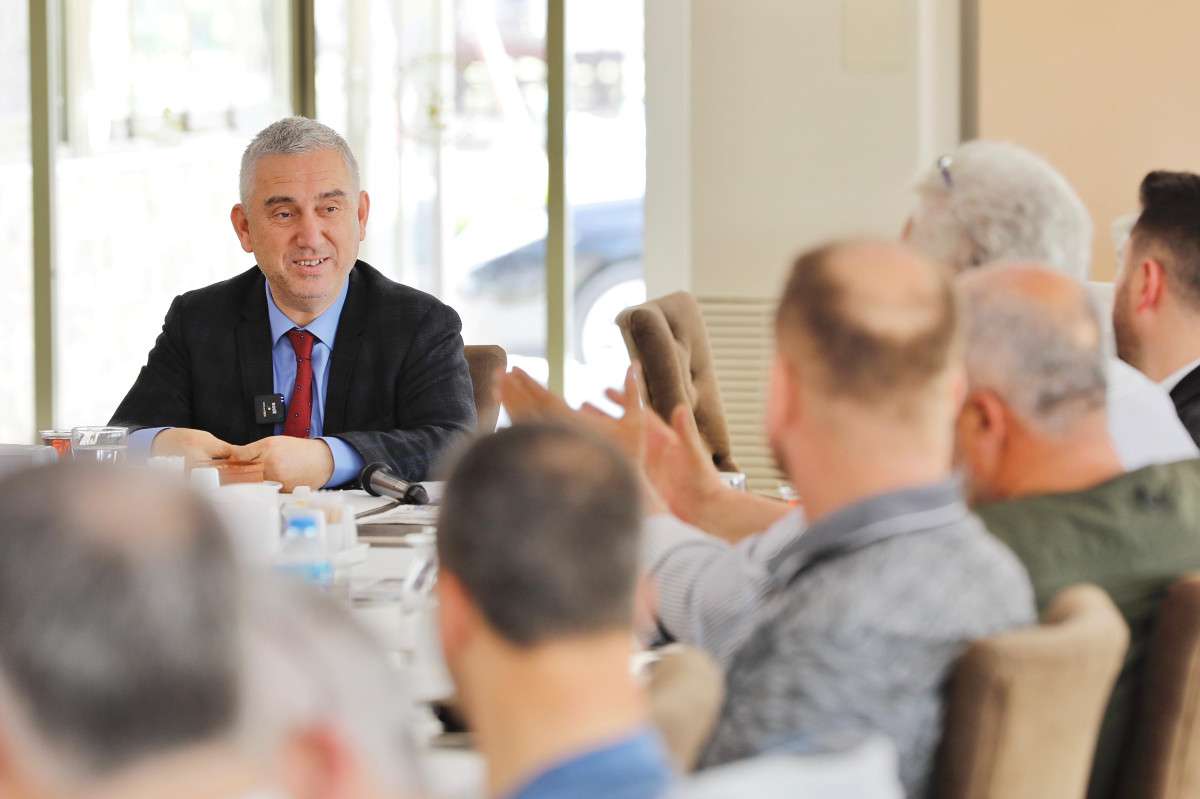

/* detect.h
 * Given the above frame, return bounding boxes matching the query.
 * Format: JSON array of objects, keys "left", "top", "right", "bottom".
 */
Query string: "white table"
[{"left": 347, "top": 505, "right": 486, "bottom": 799}]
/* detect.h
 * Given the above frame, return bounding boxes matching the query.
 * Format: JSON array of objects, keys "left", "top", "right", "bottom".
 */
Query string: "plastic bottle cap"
[{"left": 284, "top": 517, "right": 319, "bottom": 538}]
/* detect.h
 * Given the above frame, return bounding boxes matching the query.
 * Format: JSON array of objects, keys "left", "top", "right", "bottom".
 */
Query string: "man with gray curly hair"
[
  {"left": 905, "top": 140, "right": 1197, "bottom": 470},
  {"left": 113, "top": 116, "right": 476, "bottom": 490},
  {"left": 956, "top": 263, "right": 1200, "bottom": 799},
  {"left": 907, "top": 140, "right": 1093, "bottom": 278}
]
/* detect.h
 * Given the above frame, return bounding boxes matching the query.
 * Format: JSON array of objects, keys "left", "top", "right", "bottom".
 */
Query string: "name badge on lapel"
[{"left": 254, "top": 394, "right": 286, "bottom": 425}]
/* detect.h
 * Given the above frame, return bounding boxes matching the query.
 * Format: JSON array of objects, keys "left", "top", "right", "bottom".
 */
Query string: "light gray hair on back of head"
[
  {"left": 239, "top": 117, "right": 360, "bottom": 205},
  {"left": 908, "top": 140, "right": 1093, "bottom": 280},
  {"left": 960, "top": 266, "right": 1108, "bottom": 434},
  {"left": 237, "top": 576, "right": 424, "bottom": 796}
]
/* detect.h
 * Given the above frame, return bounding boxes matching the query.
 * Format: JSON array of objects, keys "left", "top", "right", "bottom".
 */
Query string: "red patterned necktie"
[{"left": 283, "top": 328, "right": 316, "bottom": 438}]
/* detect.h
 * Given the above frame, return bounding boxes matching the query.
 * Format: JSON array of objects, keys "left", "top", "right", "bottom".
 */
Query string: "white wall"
[{"left": 645, "top": 0, "right": 962, "bottom": 300}]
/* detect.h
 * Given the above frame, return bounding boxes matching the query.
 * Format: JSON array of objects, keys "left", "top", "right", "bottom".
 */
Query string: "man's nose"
[{"left": 294, "top": 211, "right": 324, "bottom": 250}]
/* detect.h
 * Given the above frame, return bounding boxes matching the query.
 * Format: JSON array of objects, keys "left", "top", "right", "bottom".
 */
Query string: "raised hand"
[{"left": 603, "top": 384, "right": 725, "bottom": 524}]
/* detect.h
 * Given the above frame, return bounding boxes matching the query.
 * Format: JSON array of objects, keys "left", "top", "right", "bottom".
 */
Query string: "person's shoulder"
[
  {"left": 353, "top": 261, "right": 457, "bottom": 317},
  {"left": 173, "top": 265, "right": 263, "bottom": 309},
  {"left": 1142, "top": 456, "right": 1200, "bottom": 483}
]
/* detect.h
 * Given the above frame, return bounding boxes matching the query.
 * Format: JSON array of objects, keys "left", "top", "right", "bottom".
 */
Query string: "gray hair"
[
  {"left": 960, "top": 265, "right": 1108, "bottom": 434},
  {"left": 908, "top": 140, "right": 1094, "bottom": 281},
  {"left": 237, "top": 576, "right": 425, "bottom": 795},
  {"left": 239, "top": 116, "right": 360, "bottom": 205},
  {"left": 0, "top": 464, "right": 241, "bottom": 785}
]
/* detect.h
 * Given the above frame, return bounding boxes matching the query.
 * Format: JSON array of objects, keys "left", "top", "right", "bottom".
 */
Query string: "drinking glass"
[
  {"left": 70, "top": 426, "right": 128, "bottom": 465},
  {"left": 39, "top": 430, "right": 73, "bottom": 459}
]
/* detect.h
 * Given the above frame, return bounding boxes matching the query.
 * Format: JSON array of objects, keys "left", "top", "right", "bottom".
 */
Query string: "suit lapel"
[
  {"left": 324, "top": 263, "right": 369, "bottom": 435},
  {"left": 1170, "top": 364, "right": 1200, "bottom": 416},
  {"left": 237, "top": 272, "right": 276, "bottom": 442}
]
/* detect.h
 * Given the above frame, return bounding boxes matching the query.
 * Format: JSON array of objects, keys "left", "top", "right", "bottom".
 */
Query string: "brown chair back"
[
  {"left": 937, "top": 584, "right": 1129, "bottom": 799},
  {"left": 463, "top": 345, "right": 507, "bottom": 434},
  {"left": 645, "top": 645, "right": 725, "bottom": 773},
  {"left": 1116, "top": 573, "right": 1200, "bottom": 799},
  {"left": 615, "top": 292, "right": 738, "bottom": 472}
]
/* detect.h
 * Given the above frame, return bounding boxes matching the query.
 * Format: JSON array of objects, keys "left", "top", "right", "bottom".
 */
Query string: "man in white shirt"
[{"left": 1112, "top": 170, "right": 1200, "bottom": 447}]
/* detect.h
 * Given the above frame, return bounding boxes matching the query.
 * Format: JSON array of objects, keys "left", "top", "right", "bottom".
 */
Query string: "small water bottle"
[{"left": 276, "top": 513, "right": 334, "bottom": 589}]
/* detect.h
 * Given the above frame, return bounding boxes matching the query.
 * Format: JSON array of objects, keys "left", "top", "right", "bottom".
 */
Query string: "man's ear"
[
  {"left": 955, "top": 389, "right": 1008, "bottom": 503},
  {"left": 767, "top": 353, "right": 803, "bottom": 426},
  {"left": 1137, "top": 256, "right": 1168, "bottom": 312},
  {"left": 970, "top": 389, "right": 1007, "bottom": 442},
  {"left": 278, "top": 724, "right": 355, "bottom": 799},
  {"left": 435, "top": 571, "right": 476, "bottom": 662},
  {"left": 231, "top": 204, "right": 255, "bottom": 254},
  {"left": 356, "top": 191, "right": 371, "bottom": 242},
  {"left": 0, "top": 725, "right": 23, "bottom": 796}
]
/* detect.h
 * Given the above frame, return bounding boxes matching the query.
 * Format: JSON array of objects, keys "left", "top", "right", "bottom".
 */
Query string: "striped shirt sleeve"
[{"left": 640, "top": 510, "right": 806, "bottom": 664}]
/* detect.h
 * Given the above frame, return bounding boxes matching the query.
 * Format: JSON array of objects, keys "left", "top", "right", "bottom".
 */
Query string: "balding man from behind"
[
  {"left": 691, "top": 240, "right": 1034, "bottom": 798},
  {"left": 956, "top": 264, "right": 1200, "bottom": 799}
]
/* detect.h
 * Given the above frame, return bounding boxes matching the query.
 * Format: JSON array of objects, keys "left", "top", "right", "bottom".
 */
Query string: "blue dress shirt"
[
  {"left": 505, "top": 728, "right": 673, "bottom": 799},
  {"left": 130, "top": 278, "right": 364, "bottom": 488}
]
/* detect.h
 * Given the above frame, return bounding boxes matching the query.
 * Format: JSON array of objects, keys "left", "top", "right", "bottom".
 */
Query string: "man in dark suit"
[
  {"left": 1113, "top": 170, "right": 1200, "bottom": 447},
  {"left": 112, "top": 117, "right": 475, "bottom": 489}
]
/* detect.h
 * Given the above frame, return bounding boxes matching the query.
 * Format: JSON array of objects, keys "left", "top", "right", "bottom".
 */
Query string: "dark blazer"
[
  {"left": 111, "top": 260, "right": 477, "bottom": 483},
  {"left": 1171, "top": 365, "right": 1200, "bottom": 449}
]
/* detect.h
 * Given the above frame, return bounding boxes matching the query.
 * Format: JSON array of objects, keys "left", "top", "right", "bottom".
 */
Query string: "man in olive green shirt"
[{"left": 956, "top": 264, "right": 1200, "bottom": 799}]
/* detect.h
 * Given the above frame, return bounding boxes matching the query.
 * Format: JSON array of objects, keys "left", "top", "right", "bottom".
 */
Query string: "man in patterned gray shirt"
[
  {"left": 501, "top": 239, "right": 1035, "bottom": 797},
  {"left": 691, "top": 240, "right": 1035, "bottom": 798}
]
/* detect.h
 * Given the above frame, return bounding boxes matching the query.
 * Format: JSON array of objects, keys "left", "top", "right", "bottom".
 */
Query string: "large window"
[
  {"left": 316, "top": 0, "right": 550, "bottom": 373},
  {"left": 315, "top": 0, "right": 645, "bottom": 406},
  {"left": 3, "top": 0, "right": 644, "bottom": 442},
  {"left": 564, "top": 0, "right": 644, "bottom": 406},
  {"left": 53, "top": 0, "right": 292, "bottom": 428},
  {"left": 1, "top": 0, "right": 34, "bottom": 442}
]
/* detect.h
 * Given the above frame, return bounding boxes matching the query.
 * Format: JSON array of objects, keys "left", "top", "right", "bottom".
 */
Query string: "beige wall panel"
[
  {"left": 691, "top": 0, "right": 919, "bottom": 298},
  {"left": 976, "top": 0, "right": 1200, "bottom": 280},
  {"left": 646, "top": 0, "right": 961, "bottom": 300}
]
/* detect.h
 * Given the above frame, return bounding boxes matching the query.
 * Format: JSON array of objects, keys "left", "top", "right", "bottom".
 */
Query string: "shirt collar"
[
  {"left": 1161, "top": 356, "right": 1200, "bottom": 394},
  {"left": 264, "top": 277, "right": 350, "bottom": 348},
  {"left": 767, "top": 477, "right": 969, "bottom": 589}
]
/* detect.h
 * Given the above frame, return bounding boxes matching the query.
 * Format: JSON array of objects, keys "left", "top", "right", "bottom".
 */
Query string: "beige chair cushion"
[
  {"left": 646, "top": 645, "right": 725, "bottom": 773},
  {"left": 616, "top": 292, "right": 738, "bottom": 472},
  {"left": 1116, "top": 573, "right": 1200, "bottom": 799},
  {"left": 937, "top": 584, "right": 1129, "bottom": 799},
  {"left": 463, "top": 345, "right": 507, "bottom": 434}
]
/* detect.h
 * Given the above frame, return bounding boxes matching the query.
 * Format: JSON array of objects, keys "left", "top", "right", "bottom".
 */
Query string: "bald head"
[
  {"left": 960, "top": 263, "right": 1106, "bottom": 433},
  {"left": 775, "top": 239, "right": 960, "bottom": 418},
  {"left": 0, "top": 464, "right": 240, "bottom": 783}
]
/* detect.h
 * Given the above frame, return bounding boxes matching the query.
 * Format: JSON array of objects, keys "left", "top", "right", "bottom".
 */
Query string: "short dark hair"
[
  {"left": 437, "top": 423, "right": 641, "bottom": 646},
  {"left": 775, "top": 240, "right": 959, "bottom": 406},
  {"left": 1132, "top": 170, "right": 1200, "bottom": 308},
  {"left": 0, "top": 464, "right": 241, "bottom": 777}
]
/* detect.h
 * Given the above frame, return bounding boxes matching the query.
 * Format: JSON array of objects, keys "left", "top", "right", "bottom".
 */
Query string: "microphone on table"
[{"left": 359, "top": 462, "right": 430, "bottom": 505}]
